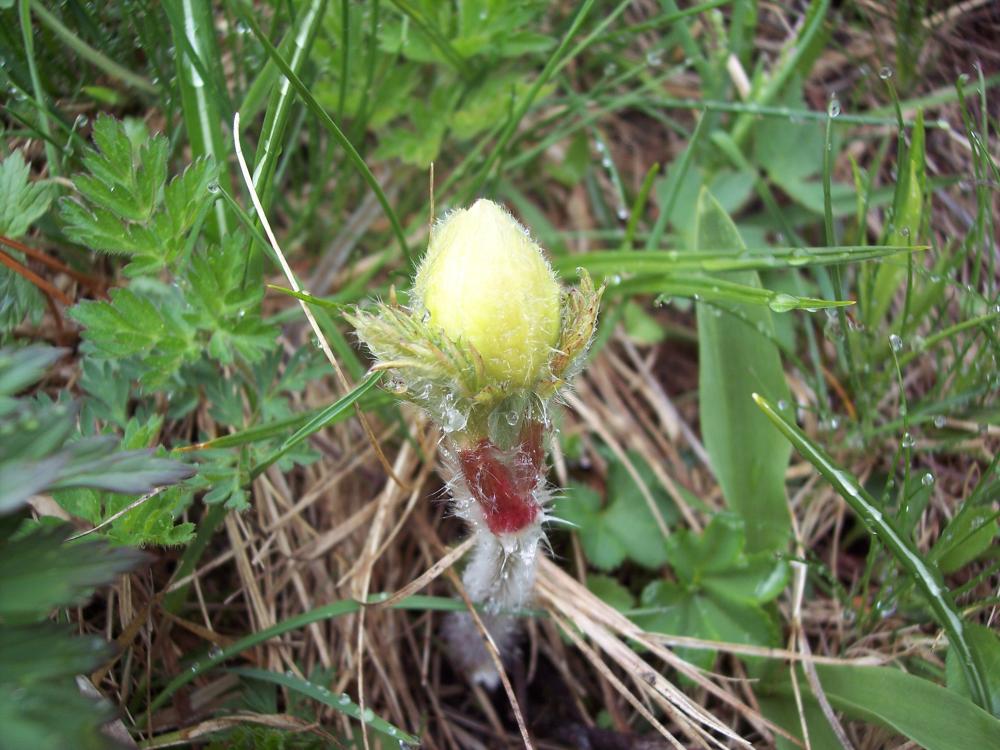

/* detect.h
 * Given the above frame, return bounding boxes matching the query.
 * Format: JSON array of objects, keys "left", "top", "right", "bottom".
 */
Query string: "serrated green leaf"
[
  {"left": 0, "top": 524, "right": 146, "bottom": 620},
  {"left": 0, "top": 151, "right": 54, "bottom": 238}
]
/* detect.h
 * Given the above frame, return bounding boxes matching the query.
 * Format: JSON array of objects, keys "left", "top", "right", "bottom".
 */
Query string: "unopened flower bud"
[{"left": 414, "top": 199, "right": 561, "bottom": 387}]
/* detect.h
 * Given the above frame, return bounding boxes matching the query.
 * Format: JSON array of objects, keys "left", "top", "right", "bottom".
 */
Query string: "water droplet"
[
  {"left": 363, "top": 708, "right": 375, "bottom": 722},
  {"left": 889, "top": 334, "right": 903, "bottom": 352},
  {"left": 616, "top": 207, "right": 629, "bottom": 221},
  {"left": 933, "top": 415, "right": 946, "bottom": 428},
  {"left": 338, "top": 693, "right": 351, "bottom": 705},
  {"left": 828, "top": 98, "right": 841, "bottom": 118},
  {"left": 208, "top": 644, "right": 223, "bottom": 659},
  {"left": 901, "top": 432, "right": 916, "bottom": 448},
  {"left": 777, "top": 400, "right": 789, "bottom": 411},
  {"left": 207, "top": 182, "right": 220, "bottom": 194},
  {"left": 921, "top": 472, "right": 935, "bottom": 487},
  {"left": 646, "top": 51, "right": 662, "bottom": 67},
  {"left": 878, "top": 66, "right": 893, "bottom": 80},
  {"left": 768, "top": 293, "right": 799, "bottom": 313}
]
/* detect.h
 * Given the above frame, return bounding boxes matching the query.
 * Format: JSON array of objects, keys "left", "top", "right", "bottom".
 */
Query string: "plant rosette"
[{"left": 349, "top": 199, "right": 601, "bottom": 683}]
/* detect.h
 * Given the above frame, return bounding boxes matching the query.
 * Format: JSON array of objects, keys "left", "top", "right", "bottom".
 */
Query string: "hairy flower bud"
[{"left": 414, "top": 199, "right": 561, "bottom": 387}]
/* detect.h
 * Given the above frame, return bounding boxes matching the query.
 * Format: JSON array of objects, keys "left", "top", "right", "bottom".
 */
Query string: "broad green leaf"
[
  {"left": 929, "top": 503, "right": 999, "bottom": 574},
  {"left": 815, "top": 663, "right": 1000, "bottom": 750},
  {"left": 586, "top": 574, "right": 634, "bottom": 613},
  {"left": 946, "top": 624, "right": 1000, "bottom": 718},
  {"left": 695, "top": 189, "right": 791, "bottom": 552}
]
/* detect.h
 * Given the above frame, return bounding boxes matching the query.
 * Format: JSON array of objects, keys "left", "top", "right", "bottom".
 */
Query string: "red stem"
[{"left": 458, "top": 422, "right": 545, "bottom": 535}]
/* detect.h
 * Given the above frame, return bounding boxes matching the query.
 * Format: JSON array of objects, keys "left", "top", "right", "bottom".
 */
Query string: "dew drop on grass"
[
  {"left": 777, "top": 399, "right": 789, "bottom": 412},
  {"left": 921, "top": 472, "right": 935, "bottom": 487},
  {"left": 206, "top": 182, "right": 220, "bottom": 194},
  {"left": 208, "top": 644, "right": 223, "bottom": 659},
  {"left": 767, "top": 293, "right": 799, "bottom": 313},
  {"left": 878, "top": 66, "right": 893, "bottom": 80},
  {"left": 338, "top": 693, "right": 351, "bottom": 705},
  {"left": 827, "top": 97, "right": 841, "bottom": 118},
  {"left": 646, "top": 51, "right": 662, "bottom": 67},
  {"left": 889, "top": 333, "right": 903, "bottom": 352},
  {"left": 616, "top": 206, "right": 629, "bottom": 221},
  {"left": 901, "top": 432, "right": 916, "bottom": 448},
  {"left": 933, "top": 415, "right": 946, "bottom": 428}
]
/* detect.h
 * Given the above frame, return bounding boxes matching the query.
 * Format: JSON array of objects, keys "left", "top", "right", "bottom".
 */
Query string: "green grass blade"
[
  {"left": 226, "top": 666, "right": 420, "bottom": 744},
  {"left": 18, "top": 0, "right": 59, "bottom": 175},
  {"left": 462, "top": 0, "right": 597, "bottom": 200},
  {"left": 813, "top": 663, "right": 1000, "bottom": 749},
  {"left": 752, "top": 393, "right": 991, "bottom": 708},
  {"left": 249, "top": 371, "right": 383, "bottom": 480},
  {"left": 233, "top": 0, "right": 411, "bottom": 264},
  {"left": 867, "top": 108, "right": 925, "bottom": 328},
  {"left": 622, "top": 162, "right": 659, "bottom": 250},
  {"left": 553, "top": 244, "right": 927, "bottom": 277},
  {"left": 694, "top": 189, "right": 791, "bottom": 551},
  {"left": 607, "top": 274, "right": 851, "bottom": 312},
  {"left": 249, "top": 0, "right": 328, "bottom": 209},
  {"left": 148, "top": 594, "right": 465, "bottom": 714},
  {"left": 29, "top": 2, "right": 156, "bottom": 95},
  {"left": 165, "top": 0, "right": 231, "bottom": 235}
]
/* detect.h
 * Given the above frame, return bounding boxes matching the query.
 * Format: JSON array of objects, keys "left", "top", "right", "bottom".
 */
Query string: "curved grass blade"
[
  {"left": 227, "top": 666, "right": 420, "bottom": 745},
  {"left": 752, "top": 392, "right": 991, "bottom": 709},
  {"left": 553, "top": 244, "right": 927, "bottom": 277},
  {"left": 265, "top": 284, "right": 345, "bottom": 312},
  {"left": 148, "top": 595, "right": 465, "bottom": 713},
  {"left": 232, "top": 0, "right": 411, "bottom": 264},
  {"left": 250, "top": 370, "right": 383, "bottom": 480},
  {"left": 609, "top": 274, "right": 851, "bottom": 312}
]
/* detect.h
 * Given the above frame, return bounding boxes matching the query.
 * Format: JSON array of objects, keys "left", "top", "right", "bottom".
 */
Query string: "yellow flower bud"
[{"left": 414, "top": 199, "right": 561, "bottom": 387}]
